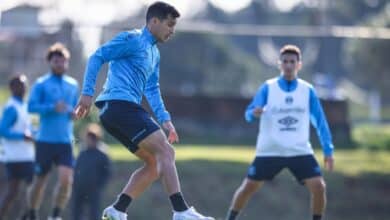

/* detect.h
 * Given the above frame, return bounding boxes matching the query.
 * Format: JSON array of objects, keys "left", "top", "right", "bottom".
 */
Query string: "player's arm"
[
  {"left": 70, "top": 83, "right": 80, "bottom": 120},
  {"left": 144, "top": 59, "right": 178, "bottom": 144},
  {"left": 144, "top": 59, "right": 171, "bottom": 125},
  {"left": 76, "top": 32, "right": 141, "bottom": 118},
  {"left": 81, "top": 32, "right": 141, "bottom": 96},
  {"left": 28, "top": 82, "right": 56, "bottom": 114},
  {"left": 245, "top": 83, "right": 268, "bottom": 122},
  {"left": 0, "top": 106, "right": 30, "bottom": 141},
  {"left": 28, "top": 82, "right": 71, "bottom": 115},
  {"left": 309, "top": 87, "right": 334, "bottom": 171}
]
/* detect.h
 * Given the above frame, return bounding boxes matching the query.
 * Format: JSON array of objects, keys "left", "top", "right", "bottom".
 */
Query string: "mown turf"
[
  {"left": 98, "top": 145, "right": 390, "bottom": 219},
  {"left": 109, "top": 145, "right": 390, "bottom": 176},
  {"left": 2, "top": 145, "right": 390, "bottom": 219}
]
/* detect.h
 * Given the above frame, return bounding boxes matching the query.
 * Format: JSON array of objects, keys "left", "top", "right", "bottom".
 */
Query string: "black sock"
[
  {"left": 169, "top": 192, "right": 189, "bottom": 212},
  {"left": 313, "top": 214, "right": 322, "bottom": 220},
  {"left": 52, "top": 207, "right": 61, "bottom": 217},
  {"left": 26, "top": 209, "right": 37, "bottom": 220},
  {"left": 113, "top": 194, "right": 132, "bottom": 212},
  {"left": 226, "top": 210, "right": 239, "bottom": 220}
]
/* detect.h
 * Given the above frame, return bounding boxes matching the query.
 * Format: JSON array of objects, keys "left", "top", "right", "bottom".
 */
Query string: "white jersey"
[
  {"left": 1, "top": 97, "right": 35, "bottom": 162},
  {"left": 256, "top": 78, "right": 313, "bottom": 157}
]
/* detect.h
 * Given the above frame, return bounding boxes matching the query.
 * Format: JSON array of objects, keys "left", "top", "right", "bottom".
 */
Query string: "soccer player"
[
  {"left": 225, "top": 45, "right": 334, "bottom": 220},
  {"left": 74, "top": 2, "right": 215, "bottom": 220},
  {"left": 0, "top": 75, "right": 34, "bottom": 219},
  {"left": 23, "top": 43, "right": 79, "bottom": 220}
]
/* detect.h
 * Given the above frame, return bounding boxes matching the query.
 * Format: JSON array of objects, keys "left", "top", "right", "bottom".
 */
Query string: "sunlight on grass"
[
  {"left": 108, "top": 145, "right": 390, "bottom": 176},
  {"left": 0, "top": 87, "right": 9, "bottom": 105}
]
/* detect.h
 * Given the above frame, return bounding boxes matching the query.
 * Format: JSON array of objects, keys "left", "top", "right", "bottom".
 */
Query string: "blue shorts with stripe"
[
  {"left": 247, "top": 155, "right": 322, "bottom": 184},
  {"left": 97, "top": 100, "right": 160, "bottom": 153},
  {"left": 35, "top": 141, "right": 74, "bottom": 176}
]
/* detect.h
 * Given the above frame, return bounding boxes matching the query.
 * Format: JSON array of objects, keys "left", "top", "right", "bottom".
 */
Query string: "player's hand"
[
  {"left": 74, "top": 95, "right": 93, "bottom": 120},
  {"left": 252, "top": 107, "right": 263, "bottom": 118},
  {"left": 324, "top": 156, "right": 334, "bottom": 172},
  {"left": 23, "top": 133, "right": 34, "bottom": 142},
  {"left": 55, "top": 101, "right": 68, "bottom": 113},
  {"left": 163, "top": 121, "right": 179, "bottom": 144},
  {"left": 70, "top": 111, "right": 77, "bottom": 120}
]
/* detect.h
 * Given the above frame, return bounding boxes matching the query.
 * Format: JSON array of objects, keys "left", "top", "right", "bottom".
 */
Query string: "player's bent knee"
[
  {"left": 146, "top": 164, "right": 160, "bottom": 181},
  {"left": 308, "top": 179, "right": 326, "bottom": 194},
  {"left": 143, "top": 153, "right": 158, "bottom": 167},
  {"left": 165, "top": 143, "right": 175, "bottom": 160},
  {"left": 59, "top": 174, "right": 73, "bottom": 187},
  {"left": 158, "top": 142, "right": 175, "bottom": 162},
  {"left": 317, "top": 180, "right": 326, "bottom": 193}
]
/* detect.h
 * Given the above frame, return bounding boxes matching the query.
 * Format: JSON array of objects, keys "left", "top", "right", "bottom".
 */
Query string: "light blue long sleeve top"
[
  {"left": 28, "top": 73, "right": 79, "bottom": 144},
  {"left": 81, "top": 27, "right": 171, "bottom": 124}
]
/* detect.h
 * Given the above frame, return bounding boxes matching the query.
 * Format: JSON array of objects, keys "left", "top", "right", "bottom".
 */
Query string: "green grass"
[
  {"left": 353, "top": 123, "right": 390, "bottom": 150},
  {"left": 104, "top": 145, "right": 390, "bottom": 220},
  {"left": 3, "top": 145, "right": 389, "bottom": 219},
  {"left": 108, "top": 145, "right": 390, "bottom": 176},
  {"left": 0, "top": 87, "right": 9, "bottom": 105}
]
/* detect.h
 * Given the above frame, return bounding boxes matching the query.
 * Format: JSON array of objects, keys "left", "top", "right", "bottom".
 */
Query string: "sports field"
[
  {"left": 2, "top": 144, "right": 389, "bottom": 219},
  {"left": 109, "top": 145, "right": 390, "bottom": 176},
  {"left": 90, "top": 145, "right": 389, "bottom": 220}
]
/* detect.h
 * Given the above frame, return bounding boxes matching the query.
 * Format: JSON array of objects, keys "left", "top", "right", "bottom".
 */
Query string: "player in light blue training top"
[
  {"left": 75, "top": 2, "right": 215, "bottom": 220},
  {"left": 23, "top": 43, "right": 79, "bottom": 220}
]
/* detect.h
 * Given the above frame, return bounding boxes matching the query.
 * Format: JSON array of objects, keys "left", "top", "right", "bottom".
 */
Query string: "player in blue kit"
[
  {"left": 23, "top": 43, "right": 79, "bottom": 220},
  {"left": 225, "top": 45, "right": 335, "bottom": 220},
  {"left": 75, "top": 2, "right": 214, "bottom": 220}
]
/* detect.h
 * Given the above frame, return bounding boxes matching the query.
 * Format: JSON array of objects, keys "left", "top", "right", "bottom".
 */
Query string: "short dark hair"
[
  {"left": 46, "top": 42, "right": 70, "bottom": 61},
  {"left": 9, "top": 74, "right": 27, "bottom": 88},
  {"left": 280, "top": 44, "right": 301, "bottom": 61},
  {"left": 146, "top": 1, "right": 180, "bottom": 23}
]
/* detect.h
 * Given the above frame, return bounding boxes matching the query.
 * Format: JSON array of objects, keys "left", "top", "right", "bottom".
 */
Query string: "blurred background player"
[
  {"left": 23, "top": 43, "right": 79, "bottom": 220},
  {"left": 72, "top": 123, "right": 112, "bottom": 220},
  {"left": 0, "top": 74, "right": 35, "bottom": 219},
  {"left": 75, "top": 1, "right": 215, "bottom": 220},
  {"left": 226, "top": 45, "right": 334, "bottom": 220}
]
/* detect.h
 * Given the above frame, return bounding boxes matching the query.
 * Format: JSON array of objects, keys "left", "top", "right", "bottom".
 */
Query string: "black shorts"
[
  {"left": 5, "top": 161, "right": 34, "bottom": 183},
  {"left": 97, "top": 100, "right": 160, "bottom": 153},
  {"left": 35, "top": 141, "right": 74, "bottom": 176},
  {"left": 247, "top": 155, "right": 322, "bottom": 184}
]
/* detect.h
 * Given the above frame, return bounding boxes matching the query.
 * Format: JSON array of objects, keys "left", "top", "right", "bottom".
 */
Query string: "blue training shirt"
[
  {"left": 245, "top": 76, "right": 334, "bottom": 157},
  {"left": 0, "top": 96, "right": 25, "bottom": 140},
  {"left": 28, "top": 73, "right": 79, "bottom": 144},
  {"left": 82, "top": 27, "right": 171, "bottom": 124}
]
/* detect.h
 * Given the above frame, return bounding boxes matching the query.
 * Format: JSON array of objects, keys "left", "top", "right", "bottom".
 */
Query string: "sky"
[{"left": 0, "top": 0, "right": 303, "bottom": 55}]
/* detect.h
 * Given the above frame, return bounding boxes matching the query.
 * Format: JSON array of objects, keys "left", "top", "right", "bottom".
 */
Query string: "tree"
[{"left": 343, "top": 3, "right": 390, "bottom": 104}]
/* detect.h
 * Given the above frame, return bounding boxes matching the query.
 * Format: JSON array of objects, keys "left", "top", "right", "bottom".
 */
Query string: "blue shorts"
[
  {"left": 35, "top": 141, "right": 74, "bottom": 176},
  {"left": 5, "top": 162, "right": 34, "bottom": 183},
  {"left": 247, "top": 155, "right": 322, "bottom": 184},
  {"left": 97, "top": 100, "right": 160, "bottom": 153}
]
